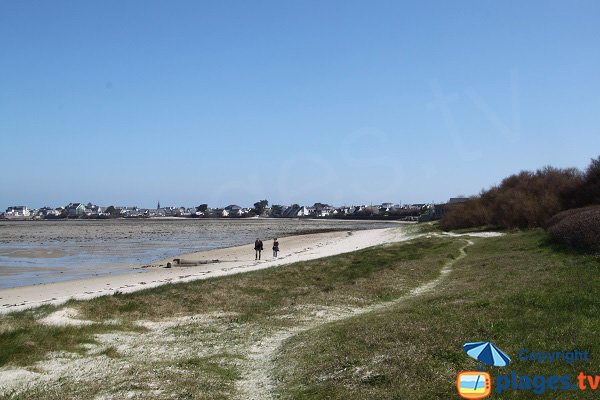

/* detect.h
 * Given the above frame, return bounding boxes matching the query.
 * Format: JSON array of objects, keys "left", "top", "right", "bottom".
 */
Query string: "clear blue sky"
[{"left": 1, "top": 1, "right": 599, "bottom": 210}]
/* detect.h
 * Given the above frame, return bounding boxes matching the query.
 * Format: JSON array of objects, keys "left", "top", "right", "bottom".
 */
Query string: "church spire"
[{"left": 157, "top": 200, "right": 160, "bottom": 210}]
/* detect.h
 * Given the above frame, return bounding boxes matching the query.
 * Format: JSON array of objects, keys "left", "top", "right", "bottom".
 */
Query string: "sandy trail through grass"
[{"left": 234, "top": 237, "right": 474, "bottom": 400}]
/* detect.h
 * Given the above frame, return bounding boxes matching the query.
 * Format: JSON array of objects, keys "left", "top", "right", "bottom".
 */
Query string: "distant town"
[{"left": 1, "top": 198, "right": 468, "bottom": 222}]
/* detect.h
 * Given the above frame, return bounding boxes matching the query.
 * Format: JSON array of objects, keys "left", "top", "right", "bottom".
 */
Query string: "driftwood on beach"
[
  {"left": 141, "top": 259, "right": 221, "bottom": 269},
  {"left": 167, "top": 259, "right": 220, "bottom": 268}
]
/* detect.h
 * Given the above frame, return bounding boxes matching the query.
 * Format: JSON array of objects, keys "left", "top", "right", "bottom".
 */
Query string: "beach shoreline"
[
  {"left": 0, "top": 226, "right": 411, "bottom": 314},
  {"left": 0, "top": 219, "right": 406, "bottom": 289}
]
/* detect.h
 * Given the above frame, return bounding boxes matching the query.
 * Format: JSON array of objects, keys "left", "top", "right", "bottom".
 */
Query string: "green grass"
[
  {"left": 0, "top": 310, "right": 141, "bottom": 367},
  {"left": 409, "top": 221, "right": 440, "bottom": 233},
  {"left": 73, "top": 236, "right": 459, "bottom": 324},
  {"left": 2, "top": 229, "right": 598, "bottom": 399},
  {"left": 275, "top": 230, "right": 600, "bottom": 399},
  {"left": 0, "top": 233, "right": 461, "bottom": 399},
  {"left": 450, "top": 224, "right": 502, "bottom": 234}
]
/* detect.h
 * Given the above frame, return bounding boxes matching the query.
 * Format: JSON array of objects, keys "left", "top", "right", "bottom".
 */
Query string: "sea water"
[{"left": 0, "top": 219, "right": 396, "bottom": 288}]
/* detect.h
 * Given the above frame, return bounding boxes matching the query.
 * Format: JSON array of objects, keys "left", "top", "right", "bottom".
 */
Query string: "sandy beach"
[
  {"left": 0, "top": 226, "right": 411, "bottom": 314},
  {"left": 0, "top": 219, "right": 398, "bottom": 288}
]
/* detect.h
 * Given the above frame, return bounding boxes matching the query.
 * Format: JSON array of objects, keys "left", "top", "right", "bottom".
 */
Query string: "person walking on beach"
[
  {"left": 254, "top": 238, "right": 263, "bottom": 260},
  {"left": 272, "top": 238, "right": 279, "bottom": 258}
]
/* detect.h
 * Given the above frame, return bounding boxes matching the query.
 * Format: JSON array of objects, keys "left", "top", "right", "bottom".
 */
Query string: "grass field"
[
  {"left": 275, "top": 230, "right": 600, "bottom": 399},
  {"left": 1, "top": 227, "right": 599, "bottom": 399}
]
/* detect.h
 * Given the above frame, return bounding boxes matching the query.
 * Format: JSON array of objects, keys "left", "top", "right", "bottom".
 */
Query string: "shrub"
[
  {"left": 439, "top": 198, "right": 488, "bottom": 230},
  {"left": 440, "top": 166, "right": 583, "bottom": 230},
  {"left": 563, "top": 156, "right": 600, "bottom": 208},
  {"left": 547, "top": 206, "right": 600, "bottom": 252},
  {"left": 545, "top": 205, "right": 600, "bottom": 229}
]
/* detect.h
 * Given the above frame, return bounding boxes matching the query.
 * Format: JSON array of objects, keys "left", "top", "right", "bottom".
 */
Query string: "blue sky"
[{"left": 1, "top": 1, "right": 599, "bottom": 209}]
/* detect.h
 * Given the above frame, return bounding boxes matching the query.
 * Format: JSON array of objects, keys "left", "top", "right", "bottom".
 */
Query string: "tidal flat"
[{"left": 0, "top": 219, "right": 397, "bottom": 288}]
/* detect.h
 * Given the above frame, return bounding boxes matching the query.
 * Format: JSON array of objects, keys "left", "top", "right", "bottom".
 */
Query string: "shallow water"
[{"left": 0, "top": 219, "right": 396, "bottom": 288}]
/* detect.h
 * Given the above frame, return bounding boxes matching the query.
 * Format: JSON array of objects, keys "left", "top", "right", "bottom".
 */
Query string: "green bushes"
[{"left": 547, "top": 206, "right": 600, "bottom": 252}]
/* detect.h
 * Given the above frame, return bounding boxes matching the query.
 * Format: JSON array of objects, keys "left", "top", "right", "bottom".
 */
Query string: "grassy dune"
[
  {"left": 1, "top": 228, "right": 599, "bottom": 399},
  {"left": 275, "top": 231, "right": 600, "bottom": 399}
]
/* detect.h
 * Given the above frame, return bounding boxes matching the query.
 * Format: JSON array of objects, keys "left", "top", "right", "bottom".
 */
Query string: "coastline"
[
  {"left": 0, "top": 219, "right": 407, "bottom": 289},
  {"left": 0, "top": 226, "right": 411, "bottom": 314}
]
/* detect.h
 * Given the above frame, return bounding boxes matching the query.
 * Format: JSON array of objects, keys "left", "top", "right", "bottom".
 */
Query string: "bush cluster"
[
  {"left": 562, "top": 156, "right": 600, "bottom": 208},
  {"left": 547, "top": 206, "right": 600, "bottom": 252},
  {"left": 440, "top": 156, "right": 599, "bottom": 232},
  {"left": 441, "top": 167, "right": 583, "bottom": 230}
]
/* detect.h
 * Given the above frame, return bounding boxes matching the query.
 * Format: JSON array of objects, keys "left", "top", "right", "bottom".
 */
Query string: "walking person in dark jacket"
[
  {"left": 272, "top": 238, "right": 279, "bottom": 258},
  {"left": 254, "top": 238, "right": 263, "bottom": 260}
]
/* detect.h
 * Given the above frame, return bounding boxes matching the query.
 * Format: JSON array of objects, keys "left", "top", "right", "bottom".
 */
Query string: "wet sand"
[
  {"left": 0, "top": 219, "right": 398, "bottom": 288},
  {"left": 0, "top": 249, "right": 67, "bottom": 258}
]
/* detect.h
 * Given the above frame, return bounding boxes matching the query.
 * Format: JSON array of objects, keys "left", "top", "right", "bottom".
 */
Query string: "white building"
[
  {"left": 296, "top": 206, "right": 311, "bottom": 217},
  {"left": 5, "top": 206, "right": 30, "bottom": 217}
]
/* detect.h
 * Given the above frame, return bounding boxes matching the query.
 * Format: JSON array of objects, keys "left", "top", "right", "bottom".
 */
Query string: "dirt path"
[{"left": 234, "top": 238, "right": 474, "bottom": 399}]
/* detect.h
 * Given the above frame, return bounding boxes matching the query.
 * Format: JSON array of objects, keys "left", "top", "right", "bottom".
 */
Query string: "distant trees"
[
  {"left": 105, "top": 206, "right": 119, "bottom": 218},
  {"left": 271, "top": 204, "right": 284, "bottom": 217},
  {"left": 313, "top": 202, "right": 329, "bottom": 211},
  {"left": 253, "top": 200, "right": 269, "bottom": 215},
  {"left": 196, "top": 204, "right": 208, "bottom": 213}
]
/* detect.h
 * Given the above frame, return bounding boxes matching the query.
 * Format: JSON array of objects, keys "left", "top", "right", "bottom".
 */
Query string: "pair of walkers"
[{"left": 254, "top": 238, "right": 279, "bottom": 260}]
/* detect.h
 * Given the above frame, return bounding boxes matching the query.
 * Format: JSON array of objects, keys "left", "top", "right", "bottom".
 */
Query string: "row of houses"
[
  {"left": 1, "top": 199, "right": 468, "bottom": 221},
  {"left": 2, "top": 203, "right": 104, "bottom": 219},
  {"left": 274, "top": 203, "right": 434, "bottom": 218},
  {"left": 4, "top": 206, "right": 31, "bottom": 218},
  {"left": 116, "top": 204, "right": 258, "bottom": 218},
  {"left": 0, "top": 203, "right": 254, "bottom": 219}
]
